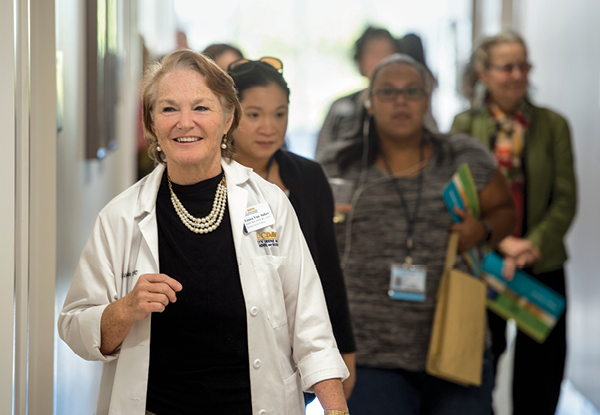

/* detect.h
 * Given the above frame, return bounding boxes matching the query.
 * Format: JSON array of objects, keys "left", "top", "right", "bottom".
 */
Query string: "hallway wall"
[
  {"left": 0, "top": 1, "right": 16, "bottom": 413},
  {"left": 54, "top": 1, "right": 141, "bottom": 413},
  {"left": 515, "top": 0, "right": 600, "bottom": 406}
]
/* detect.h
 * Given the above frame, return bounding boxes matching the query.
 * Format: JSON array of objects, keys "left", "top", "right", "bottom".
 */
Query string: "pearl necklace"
[{"left": 168, "top": 175, "right": 227, "bottom": 234}]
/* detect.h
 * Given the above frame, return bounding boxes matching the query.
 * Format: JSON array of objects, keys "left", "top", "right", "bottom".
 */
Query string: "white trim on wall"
[
  {"left": 0, "top": 0, "right": 16, "bottom": 410},
  {"left": 28, "top": 0, "right": 57, "bottom": 410},
  {"left": 501, "top": 0, "right": 513, "bottom": 29},
  {"left": 472, "top": 0, "right": 514, "bottom": 42},
  {"left": 14, "top": 0, "right": 31, "bottom": 412},
  {"left": 3, "top": 0, "right": 57, "bottom": 414}
]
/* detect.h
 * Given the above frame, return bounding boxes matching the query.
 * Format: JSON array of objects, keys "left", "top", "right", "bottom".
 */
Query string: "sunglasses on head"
[{"left": 227, "top": 57, "right": 284, "bottom": 75}]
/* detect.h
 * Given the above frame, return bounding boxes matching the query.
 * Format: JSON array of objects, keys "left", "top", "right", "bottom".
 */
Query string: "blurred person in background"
[
  {"left": 452, "top": 31, "right": 577, "bottom": 415},
  {"left": 398, "top": 33, "right": 438, "bottom": 133},
  {"left": 316, "top": 28, "right": 438, "bottom": 161},
  {"left": 176, "top": 29, "right": 189, "bottom": 50},
  {"left": 59, "top": 50, "right": 349, "bottom": 415},
  {"left": 203, "top": 43, "right": 244, "bottom": 71},
  {"left": 323, "top": 53, "right": 517, "bottom": 414},
  {"left": 227, "top": 57, "right": 357, "bottom": 401},
  {"left": 315, "top": 26, "right": 400, "bottom": 161}
]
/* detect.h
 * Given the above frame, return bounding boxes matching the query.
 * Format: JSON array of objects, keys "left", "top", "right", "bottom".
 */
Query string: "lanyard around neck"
[{"left": 380, "top": 142, "right": 425, "bottom": 265}]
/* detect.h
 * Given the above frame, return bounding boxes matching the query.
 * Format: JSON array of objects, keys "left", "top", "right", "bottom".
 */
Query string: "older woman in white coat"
[{"left": 58, "top": 50, "right": 349, "bottom": 415}]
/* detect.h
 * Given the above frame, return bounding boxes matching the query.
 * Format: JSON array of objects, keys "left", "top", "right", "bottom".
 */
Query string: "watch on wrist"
[
  {"left": 482, "top": 220, "right": 492, "bottom": 243},
  {"left": 324, "top": 411, "right": 350, "bottom": 415}
]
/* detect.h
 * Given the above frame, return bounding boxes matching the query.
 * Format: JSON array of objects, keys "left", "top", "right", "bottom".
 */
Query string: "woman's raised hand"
[
  {"left": 100, "top": 274, "right": 182, "bottom": 355},
  {"left": 497, "top": 236, "right": 541, "bottom": 280},
  {"left": 121, "top": 273, "right": 183, "bottom": 323}
]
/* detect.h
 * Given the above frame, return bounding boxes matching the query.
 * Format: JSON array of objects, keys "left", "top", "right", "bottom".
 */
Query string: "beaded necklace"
[{"left": 168, "top": 175, "right": 227, "bottom": 234}]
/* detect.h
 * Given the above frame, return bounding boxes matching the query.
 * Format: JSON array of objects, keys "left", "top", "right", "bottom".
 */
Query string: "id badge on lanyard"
[
  {"left": 389, "top": 262, "right": 427, "bottom": 302},
  {"left": 388, "top": 238, "right": 427, "bottom": 302},
  {"left": 381, "top": 145, "right": 427, "bottom": 302}
]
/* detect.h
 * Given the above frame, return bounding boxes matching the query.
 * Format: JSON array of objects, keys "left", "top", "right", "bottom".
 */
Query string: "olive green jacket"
[{"left": 451, "top": 100, "right": 577, "bottom": 274}]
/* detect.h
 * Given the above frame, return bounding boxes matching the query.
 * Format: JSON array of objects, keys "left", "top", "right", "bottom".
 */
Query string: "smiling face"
[
  {"left": 478, "top": 42, "right": 529, "bottom": 112},
  {"left": 153, "top": 69, "right": 233, "bottom": 184},
  {"left": 368, "top": 63, "right": 428, "bottom": 144},
  {"left": 232, "top": 84, "right": 288, "bottom": 164}
]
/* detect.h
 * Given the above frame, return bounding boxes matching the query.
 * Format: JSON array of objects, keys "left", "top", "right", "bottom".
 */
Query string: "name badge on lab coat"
[{"left": 244, "top": 203, "right": 275, "bottom": 233}]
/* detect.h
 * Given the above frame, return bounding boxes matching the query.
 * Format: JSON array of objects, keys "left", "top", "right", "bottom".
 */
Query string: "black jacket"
[{"left": 275, "top": 149, "right": 356, "bottom": 353}]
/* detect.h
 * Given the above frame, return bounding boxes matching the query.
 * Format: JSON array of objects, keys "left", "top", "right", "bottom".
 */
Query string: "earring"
[
  {"left": 157, "top": 145, "right": 162, "bottom": 152},
  {"left": 221, "top": 134, "right": 227, "bottom": 150}
]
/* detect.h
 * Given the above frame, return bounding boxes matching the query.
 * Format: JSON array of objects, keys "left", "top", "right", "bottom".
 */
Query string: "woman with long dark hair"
[
  {"left": 323, "top": 53, "right": 517, "bottom": 414},
  {"left": 227, "top": 57, "right": 357, "bottom": 400}
]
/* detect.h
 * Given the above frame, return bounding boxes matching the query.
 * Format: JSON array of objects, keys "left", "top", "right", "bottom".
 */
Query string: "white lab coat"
[{"left": 58, "top": 159, "right": 348, "bottom": 415}]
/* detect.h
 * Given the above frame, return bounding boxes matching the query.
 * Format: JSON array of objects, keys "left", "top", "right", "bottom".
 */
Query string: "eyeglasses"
[
  {"left": 487, "top": 62, "right": 532, "bottom": 74},
  {"left": 371, "top": 87, "right": 426, "bottom": 102},
  {"left": 227, "top": 57, "right": 284, "bottom": 75}
]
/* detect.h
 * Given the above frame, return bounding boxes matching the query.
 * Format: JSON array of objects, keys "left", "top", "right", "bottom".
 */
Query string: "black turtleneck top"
[{"left": 146, "top": 170, "right": 251, "bottom": 415}]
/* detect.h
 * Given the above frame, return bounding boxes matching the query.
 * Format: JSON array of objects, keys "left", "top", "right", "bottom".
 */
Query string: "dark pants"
[
  {"left": 489, "top": 268, "right": 567, "bottom": 415},
  {"left": 304, "top": 391, "right": 316, "bottom": 406},
  {"left": 347, "top": 349, "right": 494, "bottom": 415}
]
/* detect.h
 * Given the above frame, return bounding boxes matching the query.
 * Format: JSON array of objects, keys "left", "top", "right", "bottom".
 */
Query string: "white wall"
[
  {"left": 54, "top": 1, "right": 140, "bottom": 414},
  {"left": 515, "top": 0, "right": 600, "bottom": 407}
]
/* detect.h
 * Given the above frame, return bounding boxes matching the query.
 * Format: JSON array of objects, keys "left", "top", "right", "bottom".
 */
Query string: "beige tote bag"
[{"left": 426, "top": 232, "right": 487, "bottom": 386}]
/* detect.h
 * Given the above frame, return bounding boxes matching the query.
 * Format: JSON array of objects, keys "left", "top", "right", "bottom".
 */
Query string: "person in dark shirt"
[
  {"left": 227, "top": 57, "right": 357, "bottom": 400},
  {"left": 322, "top": 53, "right": 517, "bottom": 415},
  {"left": 315, "top": 28, "right": 438, "bottom": 162},
  {"left": 315, "top": 26, "right": 399, "bottom": 162}
]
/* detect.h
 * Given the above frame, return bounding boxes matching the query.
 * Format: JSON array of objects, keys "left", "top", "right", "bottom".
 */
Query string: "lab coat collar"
[
  {"left": 221, "top": 157, "right": 253, "bottom": 185},
  {"left": 135, "top": 158, "right": 252, "bottom": 217},
  {"left": 134, "top": 159, "right": 253, "bottom": 268},
  {"left": 136, "top": 163, "right": 165, "bottom": 218},
  {"left": 135, "top": 164, "right": 164, "bottom": 270}
]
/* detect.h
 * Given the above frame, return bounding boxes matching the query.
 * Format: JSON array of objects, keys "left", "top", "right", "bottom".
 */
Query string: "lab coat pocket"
[
  {"left": 251, "top": 255, "right": 287, "bottom": 328},
  {"left": 283, "top": 369, "right": 303, "bottom": 414}
]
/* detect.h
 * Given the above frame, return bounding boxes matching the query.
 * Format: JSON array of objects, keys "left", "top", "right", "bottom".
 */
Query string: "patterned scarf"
[{"left": 488, "top": 100, "right": 530, "bottom": 236}]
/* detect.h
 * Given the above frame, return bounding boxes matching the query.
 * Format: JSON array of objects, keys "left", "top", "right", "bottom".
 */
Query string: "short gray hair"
[
  {"left": 368, "top": 53, "right": 433, "bottom": 98},
  {"left": 461, "top": 31, "right": 528, "bottom": 102},
  {"left": 472, "top": 31, "right": 528, "bottom": 73}
]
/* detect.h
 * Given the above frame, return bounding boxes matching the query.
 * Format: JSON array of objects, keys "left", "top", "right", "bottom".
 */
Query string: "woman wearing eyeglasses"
[
  {"left": 58, "top": 50, "right": 350, "bottom": 415},
  {"left": 315, "top": 27, "right": 439, "bottom": 163},
  {"left": 226, "top": 57, "right": 357, "bottom": 401},
  {"left": 321, "top": 53, "right": 517, "bottom": 414},
  {"left": 451, "top": 32, "right": 577, "bottom": 415}
]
